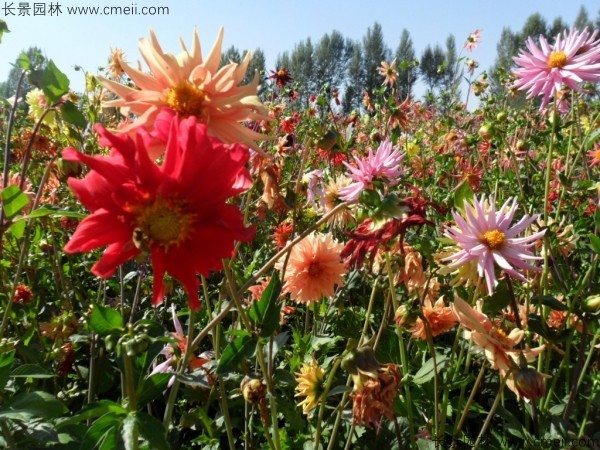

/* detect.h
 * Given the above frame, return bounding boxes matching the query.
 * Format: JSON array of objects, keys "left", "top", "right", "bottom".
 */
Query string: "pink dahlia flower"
[
  {"left": 512, "top": 28, "right": 600, "bottom": 109},
  {"left": 442, "top": 196, "right": 545, "bottom": 295},
  {"left": 339, "top": 139, "right": 405, "bottom": 202}
]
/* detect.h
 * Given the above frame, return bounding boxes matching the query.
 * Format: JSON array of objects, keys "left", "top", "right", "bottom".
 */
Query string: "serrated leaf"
[
  {"left": 0, "top": 391, "right": 67, "bottom": 419},
  {"left": 90, "top": 303, "right": 123, "bottom": 335},
  {"left": 11, "top": 363, "right": 54, "bottom": 378},
  {"left": 588, "top": 233, "right": 600, "bottom": 254},
  {"left": 41, "top": 60, "right": 69, "bottom": 104},
  {"left": 61, "top": 100, "right": 87, "bottom": 129},
  {"left": 1, "top": 184, "right": 30, "bottom": 219},
  {"left": 136, "top": 373, "right": 172, "bottom": 408},
  {"left": 216, "top": 332, "right": 257, "bottom": 374},
  {"left": 137, "top": 412, "right": 170, "bottom": 450},
  {"left": 248, "top": 273, "right": 282, "bottom": 337},
  {"left": 453, "top": 182, "right": 474, "bottom": 210}
]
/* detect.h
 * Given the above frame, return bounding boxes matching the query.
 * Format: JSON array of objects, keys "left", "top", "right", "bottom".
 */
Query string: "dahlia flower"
[
  {"left": 276, "top": 232, "right": 346, "bottom": 304},
  {"left": 339, "top": 139, "right": 405, "bottom": 202},
  {"left": 512, "top": 28, "right": 600, "bottom": 109},
  {"left": 443, "top": 196, "right": 545, "bottom": 295},
  {"left": 409, "top": 297, "right": 457, "bottom": 340},
  {"left": 97, "top": 28, "right": 269, "bottom": 157},
  {"left": 295, "top": 359, "right": 326, "bottom": 414},
  {"left": 377, "top": 59, "right": 398, "bottom": 88},
  {"left": 464, "top": 29, "right": 482, "bottom": 52},
  {"left": 62, "top": 111, "right": 254, "bottom": 310},
  {"left": 452, "top": 296, "right": 545, "bottom": 398}
]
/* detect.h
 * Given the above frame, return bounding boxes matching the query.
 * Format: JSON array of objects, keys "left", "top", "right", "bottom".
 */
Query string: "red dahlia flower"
[{"left": 62, "top": 112, "right": 255, "bottom": 310}]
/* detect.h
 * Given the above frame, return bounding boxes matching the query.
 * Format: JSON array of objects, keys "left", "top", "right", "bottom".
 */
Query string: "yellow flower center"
[
  {"left": 548, "top": 51, "right": 568, "bottom": 69},
  {"left": 136, "top": 197, "right": 194, "bottom": 249},
  {"left": 277, "top": 69, "right": 287, "bottom": 77},
  {"left": 481, "top": 230, "right": 506, "bottom": 250},
  {"left": 166, "top": 82, "right": 207, "bottom": 118}
]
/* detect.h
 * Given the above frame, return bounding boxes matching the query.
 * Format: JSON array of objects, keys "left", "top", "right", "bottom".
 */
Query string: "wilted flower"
[
  {"left": 452, "top": 296, "right": 545, "bottom": 398},
  {"left": 343, "top": 347, "right": 401, "bottom": 429},
  {"left": 513, "top": 367, "right": 548, "bottom": 401},
  {"left": 442, "top": 196, "right": 546, "bottom": 295},
  {"left": 276, "top": 232, "right": 346, "bottom": 305},
  {"left": 97, "top": 28, "right": 269, "bottom": 156},
  {"left": 295, "top": 359, "right": 326, "bottom": 414},
  {"left": 62, "top": 112, "right": 254, "bottom": 310},
  {"left": 106, "top": 47, "right": 127, "bottom": 79},
  {"left": 40, "top": 311, "right": 78, "bottom": 342},
  {"left": 512, "top": 28, "right": 600, "bottom": 109}
]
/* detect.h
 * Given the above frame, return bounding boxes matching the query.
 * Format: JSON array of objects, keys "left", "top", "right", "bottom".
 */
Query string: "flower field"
[{"left": 0, "top": 20, "right": 599, "bottom": 450}]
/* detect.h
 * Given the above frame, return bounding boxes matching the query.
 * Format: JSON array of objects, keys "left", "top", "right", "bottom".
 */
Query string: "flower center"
[
  {"left": 548, "top": 51, "right": 567, "bottom": 69},
  {"left": 166, "top": 82, "right": 207, "bottom": 118},
  {"left": 277, "top": 69, "right": 286, "bottom": 77},
  {"left": 308, "top": 261, "right": 322, "bottom": 277},
  {"left": 136, "top": 197, "right": 193, "bottom": 249},
  {"left": 481, "top": 230, "right": 505, "bottom": 250}
]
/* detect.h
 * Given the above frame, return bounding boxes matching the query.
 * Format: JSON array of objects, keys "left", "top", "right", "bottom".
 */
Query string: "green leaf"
[
  {"left": 1, "top": 184, "right": 30, "bottom": 219},
  {"left": 482, "top": 283, "right": 510, "bottom": 315},
  {"left": 10, "top": 363, "right": 54, "bottom": 378},
  {"left": 81, "top": 412, "right": 123, "bottom": 450},
  {"left": 248, "top": 273, "right": 282, "bottom": 337},
  {"left": 17, "top": 52, "right": 30, "bottom": 71},
  {"left": 0, "top": 391, "right": 67, "bottom": 420},
  {"left": 531, "top": 295, "right": 569, "bottom": 311},
  {"left": 58, "top": 400, "right": 126, "bottom": 428},
  {"left": 0, "top": 351, "right": 15, "bottom": 391},
  {"left": 136, "top": 373, "right": 172, "bottom": 408},
  {"left": 176, "top": 370, "right": 212, "bottom": 389},
  {"left": 0, "top": 19, "right": 9, "bottom": 44},
  {"left": 41, "top": 60, "right": 69, "bottom": 104},
  {"left": 412, "top": 354, "right": 450, "bottom": 385},
  {"left": 121, "top": 413, "right": 138, "bottom": 450},
  {"left": 453, "top": 181, "right": 474, "bottom": 210},
  {"left": 90, "top": 303, "right": 123, "bottom": 335},
  {"left": 22, "top": 206, "right": 86, "bottom": 220},
  {"left": 8, "top": 219, "right": 25, "bottom": 239},
  {"left": 137, "top": 412, "right": 170, "bottom": 450},
  {"left": 588, "top": 233, "right": 600, "bottom": 254},
  {"left": 216, "top": 332, "right": 257, "bottom": 374},
  {"left": 60, "top": 100, "right": 87, "bottom": 129}
]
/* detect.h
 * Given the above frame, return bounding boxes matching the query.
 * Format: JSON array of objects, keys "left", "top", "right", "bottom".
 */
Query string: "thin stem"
[
  {"left": 314, "top": 357, "right": 343, "bottom": 449},
  {"left": 163, "top": 310, "right": 196, "bottom": 430},
  {"left": 256, "top": 344, "right": 281, "bottom": 450},
  {"left": 471, "top": 373, "right": 507, "bottom": 449},
  {"left": 452, "top": 363, "right": 486, "bottom": 446}
]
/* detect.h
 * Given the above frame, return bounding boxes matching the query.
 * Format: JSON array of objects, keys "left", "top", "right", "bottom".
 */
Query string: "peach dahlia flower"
[
  {"left": 276, "top": 232, "right": 346, "bottom": 305},
  {"left": 98, "top": 28, "right": 269, "bottom": 157}
]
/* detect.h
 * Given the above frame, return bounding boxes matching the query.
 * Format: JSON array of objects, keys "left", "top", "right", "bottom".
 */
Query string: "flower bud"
[
  {"left": 514, "top": 368, "right": 546, "bottom": 401},
  {"left": 241, "top": 375, "right": 266, "bottom": 405},
  {"left": 582, "top": 294, "right": 600, "bottom": 313}
]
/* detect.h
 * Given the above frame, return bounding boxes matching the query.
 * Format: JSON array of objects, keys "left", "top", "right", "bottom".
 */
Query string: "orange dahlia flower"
[
  {"left": 276, "top": 232, "right": 346, "bottom": 305},
  {"left": 62, "top": 112, "right": 254, "bottom": 310},
  {"left": 97, "top": 28, "right": 269, "bottom": 157}
]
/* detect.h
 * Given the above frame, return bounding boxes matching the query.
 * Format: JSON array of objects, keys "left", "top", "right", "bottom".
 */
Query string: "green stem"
[
  {"left": 256, "top": 344, "right": 281, "bottom": 450},
  {"left": 314, "top": 357, "right": 343, "bottom": 449},
  {"left": 163, "top": 310, "right": 196, "bottom": 430},
  {"left": 359, "top": 281, "right": 378, "bottom": 345},
  {"left": 123, "top": 349, "right": 139, "bottom": 450},
  {"left": 385, "top": 252, "right": 415, "bottom": 448},
  {"left": 452, "top": 363, "right": 486, "bottom": 445},
  {"left": 471, "top": 372, "right": 507, "bottom": 449}
]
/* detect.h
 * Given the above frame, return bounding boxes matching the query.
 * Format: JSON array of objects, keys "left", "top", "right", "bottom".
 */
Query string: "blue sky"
[{"left": 0, "top": 0, "right": 598, "bottom": 103}]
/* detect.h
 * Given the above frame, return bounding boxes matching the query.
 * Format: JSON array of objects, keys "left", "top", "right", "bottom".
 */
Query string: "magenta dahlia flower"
[
  {"left": 512, "top": 28, "right": 600, "bottom": 109},
  {"left": 442, "top": 196, "right": 546, "bottom": 295},
  {"left": 339, "top": 139, "right": 405, "bottom": 202}
]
